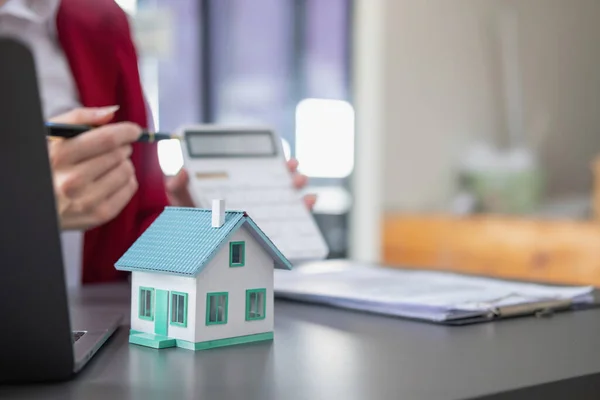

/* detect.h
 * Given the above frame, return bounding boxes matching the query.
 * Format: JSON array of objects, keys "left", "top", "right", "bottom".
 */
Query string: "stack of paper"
[{"left": 274, "top": 261, "right": 595, "bottom": 323}]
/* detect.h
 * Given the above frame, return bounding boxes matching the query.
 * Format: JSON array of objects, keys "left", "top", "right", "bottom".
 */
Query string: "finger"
[
  {"left": 292, "top": 173, "right": 308, "bottom": 189},
  {"left": 58, "top": 122, "right": 142, "bottom": 165},
  {"left": 94, "top": 159, "right": 136, "bottom": 200},
  {"left": 165, "top": 168, "right": 189, "bottom": 193},
  {"left": 179, "top": 168, "right": 190, "bottom": 183},
  {"left": 49, "top": 105, "right": 120, "bottom": 126},
  {"left": 287, "top": 158, "right": 299, "bottom": 173},
  {"left": 167, "top": 188, "right": 196, "bottom": 208},
  {"left": 92, "top": 176, "right": 138, "bottom": 225},
  {"left": 73, "top": 160, "right": 135, "bottom": 216},
  {"left": 58, "top": 146, "right": 133, "bottom": 198},
  {"left": 166, "top": 169, "right": 195, "bottom": 207},
  {"left": 303, "top": 194, "right": 317, "bottom": 209}
]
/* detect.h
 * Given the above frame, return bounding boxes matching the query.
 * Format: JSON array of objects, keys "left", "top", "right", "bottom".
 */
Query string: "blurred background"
[
  {"left": 119, "top": 0, "right": 353, "bottom": 260},
  {"left": 118, "top": 0, "right": 600, "bottom": 287}
]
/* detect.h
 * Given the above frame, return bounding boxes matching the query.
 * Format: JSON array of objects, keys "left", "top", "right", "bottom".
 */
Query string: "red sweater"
[{"left": 55, "top": 0, "right": 169, "bottom": 283}]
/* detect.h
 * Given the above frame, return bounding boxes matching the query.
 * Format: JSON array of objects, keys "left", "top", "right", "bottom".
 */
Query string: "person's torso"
[{"left": 2, "top": 0, "right": 166, "bottom": 285}]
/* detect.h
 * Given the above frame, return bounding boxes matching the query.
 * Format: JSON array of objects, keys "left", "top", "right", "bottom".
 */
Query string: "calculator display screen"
[{"left": 185, "top": 130, "right": 277, "bottom": 158}]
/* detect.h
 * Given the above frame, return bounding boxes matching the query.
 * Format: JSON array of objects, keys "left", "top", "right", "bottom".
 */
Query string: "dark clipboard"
[{"left": 442, "top": 298, "right": 598, "bottom": 326}]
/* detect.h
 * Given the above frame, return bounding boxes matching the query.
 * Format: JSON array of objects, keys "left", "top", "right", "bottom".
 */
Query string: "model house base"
[
  {"left": 129, "top": 330, "right": 274, "bottom": 351},
  {"left": 114, "top": 202, "right": 293, "bottom": 352}
]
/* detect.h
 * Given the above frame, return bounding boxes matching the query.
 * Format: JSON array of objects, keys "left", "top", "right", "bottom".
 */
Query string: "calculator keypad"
[{"left": 194, "top": 185, "right": 326, "bottom": 261}]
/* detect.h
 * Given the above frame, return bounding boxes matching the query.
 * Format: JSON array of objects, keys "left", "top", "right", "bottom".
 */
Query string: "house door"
[{"left": 154, "top": 289, "right": 169, "bottom": 336}]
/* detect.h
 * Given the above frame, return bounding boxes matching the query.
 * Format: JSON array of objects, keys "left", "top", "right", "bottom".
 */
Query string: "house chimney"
[{"left": 212, "top": 199, "right": 225, "bottom": 228}]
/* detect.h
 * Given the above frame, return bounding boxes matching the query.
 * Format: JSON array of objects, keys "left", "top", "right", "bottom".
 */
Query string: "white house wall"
[
  {"left": 131, "top": 271, "right": 197, "bottom": 342},
  {"left": 194, "top": 226, "right": 275, "bottom": 342}
]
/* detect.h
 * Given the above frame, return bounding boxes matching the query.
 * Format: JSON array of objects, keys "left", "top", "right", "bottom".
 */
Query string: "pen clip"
[{"left": 490, "top": 299, "right": 572, "bottom": 318}]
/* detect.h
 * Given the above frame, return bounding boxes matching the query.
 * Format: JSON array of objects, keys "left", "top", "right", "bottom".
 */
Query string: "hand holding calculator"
[{"left": 178, "top": 125, "right": 329, "bottom": 264}]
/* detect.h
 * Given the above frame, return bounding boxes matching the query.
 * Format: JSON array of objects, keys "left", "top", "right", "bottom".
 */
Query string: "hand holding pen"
[
  {"left": 46, "top": 121, "right": 178, "bottom": 142},
  {"left": 46, "top": 106, "right": 144, "bottom": 230}
]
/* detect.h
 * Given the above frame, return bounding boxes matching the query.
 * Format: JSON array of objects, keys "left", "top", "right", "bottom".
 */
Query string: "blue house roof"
[{"left": 114, "top": 207, "right": 293, "bottom": 276}]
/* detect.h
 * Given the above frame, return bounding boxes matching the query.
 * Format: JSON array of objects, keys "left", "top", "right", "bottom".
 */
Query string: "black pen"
[{"left": 45, "top": 122, "right": 180, "bottom": 142}]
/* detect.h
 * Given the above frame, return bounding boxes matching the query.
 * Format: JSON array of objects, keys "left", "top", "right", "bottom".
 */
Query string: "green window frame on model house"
[
  {"left": 170, "top": 291, "right": 188, "bottom": 327},
  {"left": 229, "top": 241, "right": 245, "bottom": 267},
  {"left": 246, "top": 288, "right": 266, "bottom": 321},
  {"left": 139, "top": 287, "right": 154, "bottom": 321},
  {"left": 206, "top": 292, "right": 228, "bottom": 325}
]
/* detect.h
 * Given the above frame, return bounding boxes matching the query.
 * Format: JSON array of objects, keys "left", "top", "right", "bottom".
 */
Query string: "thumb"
[
  {"left": 49, "top": 105, "right": 120, "bottom": 125},
  {"left": 166, "top": 168, "right": 189, "bottom": 194},
  {"left": 179, "top": 168, "right": 190, "bottom": 184}
]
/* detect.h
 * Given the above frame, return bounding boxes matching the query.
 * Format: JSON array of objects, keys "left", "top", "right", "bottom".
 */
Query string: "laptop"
[{"left": 0, "top": 36, "right": 122, "bottom": 383}]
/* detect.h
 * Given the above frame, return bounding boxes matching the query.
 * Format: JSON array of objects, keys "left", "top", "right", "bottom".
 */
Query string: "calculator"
[{"left": 178, "top": 125, "right": 329, "bottom": 263}]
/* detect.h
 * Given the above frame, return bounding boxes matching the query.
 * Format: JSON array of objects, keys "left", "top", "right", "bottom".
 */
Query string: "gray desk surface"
[{"left": 3, "top": 283, "right": 600, "bottom": 400}]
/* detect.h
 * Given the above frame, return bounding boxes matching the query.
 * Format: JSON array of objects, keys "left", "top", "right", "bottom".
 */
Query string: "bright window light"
[
  {"left": 158, "top": 139, "right": 184, "bottom": 176},
  {"left": 281, "top": 137, "right": 291, "bottom": 161},
  {"left": 139, "top": 59, "right": 160, "bottom": 130},
  {"left": 295, "top": 98, "right": 355, "bottom": 178},
  {"left": 308, "top": 186, "right": 353, "bottom": 215},
  {"left": 115, "top": 0, "right": 137, "bottom": 14}
]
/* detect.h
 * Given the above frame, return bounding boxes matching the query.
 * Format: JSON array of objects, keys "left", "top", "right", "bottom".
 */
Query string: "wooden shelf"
[{"left": 382, "top": 214, "right": 600, "bottom": 287}]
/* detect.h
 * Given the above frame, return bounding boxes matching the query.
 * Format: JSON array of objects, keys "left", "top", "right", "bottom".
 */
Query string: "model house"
[{"left": 114, "top": 200, "right": 293, "bottom": 351}]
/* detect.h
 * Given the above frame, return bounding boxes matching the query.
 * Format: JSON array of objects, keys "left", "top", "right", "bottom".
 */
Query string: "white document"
[
  {"left": 274, "top": 261, "right": 595, "bottom": 323},
  {"left": 178, "top": 125, "right": 329, "bottom": 263}
]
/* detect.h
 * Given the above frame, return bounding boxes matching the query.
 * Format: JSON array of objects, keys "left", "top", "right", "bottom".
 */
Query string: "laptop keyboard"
[{"left": 72, "top": 331, "right": 86, "bottom": 343}]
